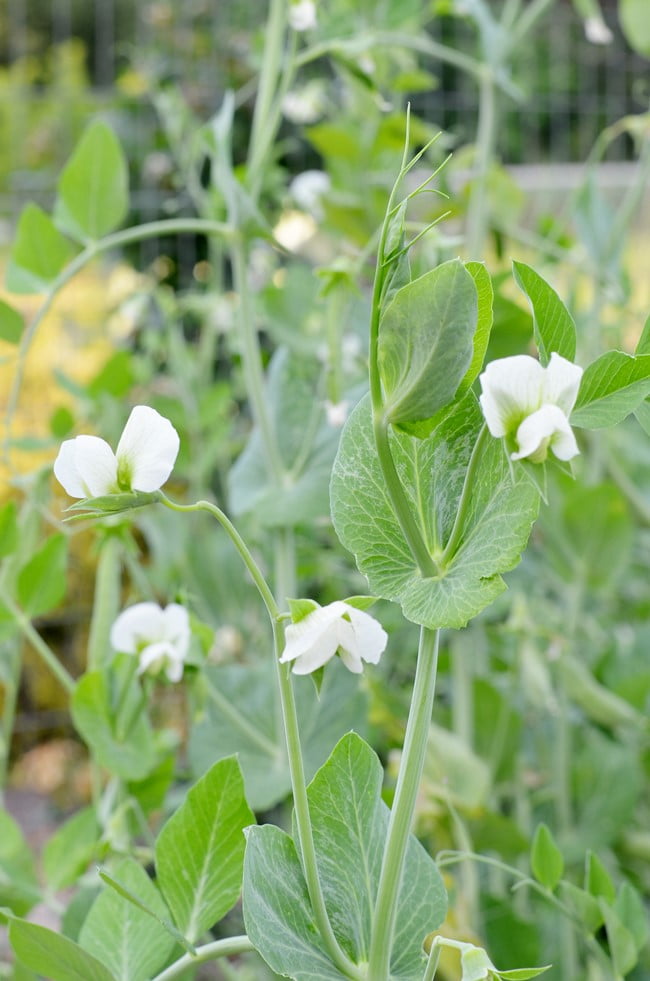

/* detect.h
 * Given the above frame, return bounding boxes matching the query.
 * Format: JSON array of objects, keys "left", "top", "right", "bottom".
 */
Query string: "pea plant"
[{"left": 1, "top": 1, "right": 649, "bottom": 980}]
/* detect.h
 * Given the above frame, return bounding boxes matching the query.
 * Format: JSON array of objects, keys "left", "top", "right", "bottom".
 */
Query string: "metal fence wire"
[{"left": 0, "top": 0, "right": 647, "bottom": 229}]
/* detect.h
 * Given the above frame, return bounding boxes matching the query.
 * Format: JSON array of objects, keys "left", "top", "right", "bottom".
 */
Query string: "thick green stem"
[
  {"left": 368, "top": 626, "right": 440, "bottom": 979},
  {"left": 247, "top": 0, "right": 287, "bottom": 195},
  {"left": 87, "top": 533, "right": 122, "bottom": 671},
  {"left": 465, "top": 71, "right": 498, "bottom": 259},
  {"left": 151, "top": 935, "right": 255, "bottom": 981},
  {"left": 230, "top": 239, "right": 285, "bottom": 484}
]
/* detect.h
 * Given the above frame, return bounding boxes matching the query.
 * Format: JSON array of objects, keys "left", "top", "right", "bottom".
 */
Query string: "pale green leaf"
[
  {"left": 497, "top": 968, "right": 551, "bottom": 980},
  {"left": 0, "top": 501, "right": 18, "bottom": 558},
  {"left": 17, "top": 534, "right": 67, "bottom": 617},
  {"left": 530, "top": 824, "right": 564, "bottom": 890},
  {"left": 189, "top": 658, "right": 368, "bottom": 811},
  {"left": 619, "top": 0, "right": 650, "bottom": 55},
  {"left": 0, "top": 811, "right": 40, "bottom": 916},
  {"left": 5, "top": 204, "right": 73, "bottom": 294},
  {"left": 55, "top": 121, "right": 129, "bottom": 241},
  {"left": 0, "top": 300, "right": 24, "bottom": 343},
  {"left": 330, "top": 394, "right": 539, "bottom": 629},
  {"left": 244, "top": 733, "right": 446, "bottom": 980},
  {"left": 156, "top": 756, "right": 254, "bottom": 943},
  {"left": 9, "top": 919, "right": 116, "bottom": 981},
  {"left": 79, "top": 858, "right": 176, "bottom": 981},
  {"left": 571, "top": 351, "right": 650, "bottom": 428},
  {"left": 585, "top": 851, "right": 616, "bottom": 903},
  {"left": 600, "top": 900, "right": 638, "bottom": 976},
  {"left": 378, "top": 259, "right": 477, "bottom": 425},
  {"left": 42, "top": 807, "right": 99, "bottom": 891},
  {"left": 512, "top": 261, "right": 576, "bottom": 364}
]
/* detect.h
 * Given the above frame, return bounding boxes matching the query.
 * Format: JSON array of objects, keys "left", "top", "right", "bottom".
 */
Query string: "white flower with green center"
[
  {"left": 479, "top": 353, "right": 583, "bottom": 464},
  {"left": 53, "top": 405, "right": 180, "bottom": 498},
  {"left": 110, "top": 601, "right": 190, "bottom": 683},
  {"left": 288, "top": 0, "right": 317, "bottom": 31},
  {"left": 280, "top": 600, "right": 387, "bottom": 675}
]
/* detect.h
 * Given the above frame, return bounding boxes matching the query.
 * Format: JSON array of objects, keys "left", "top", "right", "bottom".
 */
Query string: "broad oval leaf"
[
  {"left": 5, "top": 204, "right": 73, "bottom": 294},
  {"left": 244, "top": 733, "right": 447, "bottom": 980},
  {"left": 512, "top": 261, "right": 576, "bottom": 364},
  {"left": 9, "top": 919, "right": 116, "bottom": 981},
  {"left": 17, "top": 534, "right": 67, "bottom": 618},
  {"left": 378, "top": 259, "right": 477, "bottom": 425},
  {"left": 78, "top": 857, "right": 175, "bottom": 981},
  {"left": 571, "top": 351, "right": 650, "bottom": 428},
  {"left": 530, "top": 823, "right": 564, "bottom": 891},
  {"left": 330, "top": 394, "right": 539, "bottom": 629},
  {"left": 156, "top": 755, "right": 254, "bottom": 943},
  {"left": 55, "top": 121, "right": 129, "bottom": 242}
]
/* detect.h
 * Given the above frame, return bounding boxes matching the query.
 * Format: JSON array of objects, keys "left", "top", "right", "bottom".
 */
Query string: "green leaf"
[
  {"left": 229, "top": 347, "right": 339, "bottom": 527},
  {"left": 244, "top": 733, "right": 447, "bottom": 980},
  {"left": 55, "top": 121, "right": 129, "bottom": 242},
  {"left": 0, "top": 501, "right": 18, "bottom": 558},
  {"left": 571, "top": 351, "right": 650, "bottom": 428},
  {"left": 97, "top": 869, "right": 193, "bottom": 954},
  {"left": 512, "top": 261, "right": 576, "bottom": 364},
  {"left": 5, "top": 204, "right": 73, "bottom": 294},
  {"left": 600, "top": 900, "right": 638, "bottom": 976},
  {"left": 42, "top": 807, "right": 99, "bottom": 891},
  {"left": 460, "top": 261, "right": 494, "bottom": 391},
  {"left": 619, "top": 0, "right": 650, "bottom": 55},
  {"left": 190, "top": 658, "right": 367, "bottom": 811},
  {"left": 378, "top": 259, "right": 477, "bottom": 425},
  {"left": 634, "top": 314, "right": 650, "bottom": 355},
  {"left": 0, "top": 810, "right": 40, "bottom": 915},
  {"left": 558, "top": 881, "right": 603, "bottom": 933},
  {"left": 8, "top": 919, "right": 116, "bottom": 981},
  {"left": 288, "top": 598, "right": 320, "bottom": 622},
  {"left": 614, "top": 882, "right": 649, "bottom": 951},
  {"left": 585, "top": 851, "right": 616, "bottom": 903},
  {"left": 330, "top": 394, "right": 539, "bottom": 630},
  {"left": 79, "top": 858, "right": 176, "bottom": 981},
  {"left": 530, "top": 824, "right": 564, "bottom": 890},
  {"left": 497, "top": 969, "right": 551, "bottom": 980},
  {"left": 0, "top": 300, "right": 24, "bottom": 343},
  {"left": 156, "top": 756, "right": 254, "bottom": 943},
  {"left": 71, "top": 657, "right": 157, "bottom": 781},
  {"left": 66, "top": 492, "right": 159, "bottom": 517},
  {"left": 17, "top": 534, "right": 67, "bottom": 617}
]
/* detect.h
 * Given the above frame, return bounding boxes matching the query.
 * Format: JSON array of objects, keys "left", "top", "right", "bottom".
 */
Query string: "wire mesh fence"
[{"left": 0, "top": 0, "right": 647, "bottom": 232}]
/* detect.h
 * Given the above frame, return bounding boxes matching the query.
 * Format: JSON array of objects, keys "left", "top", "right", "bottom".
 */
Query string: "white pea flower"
[
  {"left": 110, "top": 602, "right": 190, "bottom": 683},
  {"left": 584, "top": 16, "right": 613, "bottom": 44},
  {"left": 280, "top": 601, "right": 387, "bottom": 675},
  {"left": 479, "top": 353, "right": 583, "bottom": 464},
  {"left": 289, "top": 0, "right": 317, "bottom": 31},
  {"left": 54, "top": 405, "right": 180, "bottom": 498},
  {"left": 282, "top": 80, "right": 326, "bottom": 124},
  {"left": 324, "top": 400, "right": 350, "bottom": 428},
  {"left": 290, "top": 170, "right": 331, "bottom": 219}
]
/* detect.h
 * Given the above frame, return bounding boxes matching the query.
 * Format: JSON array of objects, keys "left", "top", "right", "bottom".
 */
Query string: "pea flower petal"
[
  {"left": 53, "top": 405, "right": 180, "bottom": 498},
  {"left": 289, "top": 0, "right": 317, "bottom": 31},
  {"left": 110, "top": 601, "right": 190, "bottom": 683},
  {"left": 280, "top": 600, "right": 387, "bottom": 675},
  {"left": 479, "top": 352, "right": 582, "bottom": 463}
]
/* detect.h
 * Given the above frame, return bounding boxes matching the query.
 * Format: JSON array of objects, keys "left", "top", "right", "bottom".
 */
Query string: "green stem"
[
  {"left": 230, "top": 238, "right": 285, "bottom": 484},
  {"left": 151, "top": 935, "right": 256, "bottom": 981},
  {"left": 0, "top": 642, "right": 21, "bottom": 800},
  {"left": 441, "top": 424, "right": 488, "bottom": 565},
  {"left": 4, "top": 217, "right": 232, "bottom": 459},
  {"left": 87, "top": 533, "right": 122, "bottom": 671},
  {"left": 422, "top": 938, "right": 442, "bottom": 981},
  {"left": 507, "top": 0, "right": 556, "bottom": 47},
  {"left": 247, "top": 0, "right": 287, "bottom": 195},
  {"left": 368, "top": 626, "right": 440, "bottom": 979},
  {"left": 465, "top": 70, "right": 498, "bottom": 259},
  {"left": 0, "top": 591, "right": 75, "bottom": 693},
  {"left": 158, "top": 494, "right": 361, "bottom": 979}
]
